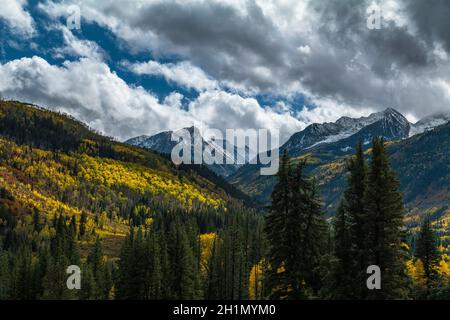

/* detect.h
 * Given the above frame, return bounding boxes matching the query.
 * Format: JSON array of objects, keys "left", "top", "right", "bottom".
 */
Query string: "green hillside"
[
  {"left": 230, "top": 123, "right": 450, "bottom": 231},
  {"left": 0, "top": 100, "right": 265, "bottom": 299},
  {"left": 2, "top": 100, "right": 450, "bottom": 300}
]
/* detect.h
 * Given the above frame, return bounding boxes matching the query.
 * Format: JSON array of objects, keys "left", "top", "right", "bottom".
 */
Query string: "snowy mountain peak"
[
  {"left": 382, "top": 107, "right": 410, "bottom": 125},
  {"left": 126, "top": 127, "right": 249, "bottom": 176},
  {"left": 125, "top": 134, "right": 151, "bottom": 145},
  {"left": 280, "top": 107, "right": 415, "bottom": 156},
  {"left": 409, "top": 112, "right": 450, "bottom": 137},
  {"left": 383, "top": 107, "right": 401, "bottom": 115},
  {"left": 281, "top": 107, "right": 410, "bottom": 155}
]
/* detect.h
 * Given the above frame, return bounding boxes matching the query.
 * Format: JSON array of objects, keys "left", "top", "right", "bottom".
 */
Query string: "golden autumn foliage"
[
  {"left": 199, "top": 233, "right": 217, "bottom": 274},
  {"left": 0, "top": 138, "right": 225, "bottom": 211},
  {"left": 315, "top": 160, "right": 347, "bottom": 186},
  {"left": 438, "top": 259, "right": 450, "bottom": 278},
  {"left": 0, "top": 132, "right": 234, "bottom": 259},
  {"left": 249, "top": 260, "right": 264, "bottom": 300},
  {"left": 406, "top": 259, "right": 427, "bottom": 289}
]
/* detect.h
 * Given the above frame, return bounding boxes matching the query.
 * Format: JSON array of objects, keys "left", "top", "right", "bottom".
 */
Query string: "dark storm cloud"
[
  {"left": 404, "top": 0, "right": 450, "bottom": 53},
  {"left": 126, "top": 0, "right": 294, "bottom": 91},
  {"left": 33, "top": 0, "right": 450, "bottom": 120},
  {"left": 125, "top": 0, "right": 436, "bottom": 106},
  {"left": 310, "top": 0, "right": 430, "bottom": 70},
  {"left": 366, "top": 26, "right": 429, "bottom": 76},
  {"left": 89, "top": 0, "right": 450, "bottom": 117},
  {"left": 276, "top": 0, "right": 439, "bottom": 113}
]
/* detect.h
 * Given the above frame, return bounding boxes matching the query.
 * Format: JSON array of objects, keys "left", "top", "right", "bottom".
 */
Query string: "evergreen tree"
[
  {"left": 333, "top": 142, "right": 369, "bottom": 299},
  {"left": 0, "top": 248, "right": 11, "bottom": 299},
  {"left": 286, "top": 163, "right": 327, "bottom": 298},
  {"left": 33, "top": 246, "right": 49, "bottom": 299},
  {"left": 86, "top": 237, "right": 112, "bottom": 299},
  {"left": 42, "top": 252, "right": 76, "bottom": 299},
  {"left": 32, "top": 209, "right": 41, "bottom": 232},
  {"left": 365, "top": 138, "right": 407, "bottom": 299},
  {"left": 265, "top": 153, "right": 327, "bottom": 299},
  {"left": 332, "top": 201, "right": 353, "bottom": 298},
  {"left": 265, "top": 151, "right": 291, "bottom": 299},
  {"left": 415, "top": 215, "right": 440, "bottom": 291},
  {"left": 143, "top": 230, "right": 163, "bottom": 299},
  {"left": 115, "top": 229, "right": 135, "bottom": 299},
  {"left": 79, "top": 211, "right": 87, "bottom": 239},
  {"left": 168, "top": 221, "right": 199, "bottom": 299},
  {"left": 12, "top": 247, "right": 35, "bottom": 299},
  {"left": 79, "top": 265, "right": 98, "bottom": 300},
  {"left": 205, "top": 236, "right": 222, "bottom": 299},
  {"left": 295, "top": 177, "right": 327, "bottom": 296}
]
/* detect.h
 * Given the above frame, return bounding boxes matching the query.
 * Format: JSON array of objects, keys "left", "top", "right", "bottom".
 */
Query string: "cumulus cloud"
[
  {"left": 0, "top": 56, "right": 194, "bottom": 139},
  {"left": 0, "top": 0, "right": 35, "bottom": 35},
  {"left": 36, "top": 0, "right": 450, "bottom": 120},
  {"left": 0, "top": 56, "right": 317, "bottom": 144},
  {"left": 188, "top": 90, "right": 302, "bottom": 144},
  {"left": 52, "top": 26, "right": 105, "bottom": 60},
  {"left": 38, "top": 0, "right": 296, "bottom": 92},
  {"left": 127, "top": 60, "right": 218, "bottom": 92}
]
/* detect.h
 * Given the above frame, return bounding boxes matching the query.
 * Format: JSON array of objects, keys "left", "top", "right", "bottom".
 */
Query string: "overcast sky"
[{"left": 1, "top": 0, "right": 450, "bottom": 143}]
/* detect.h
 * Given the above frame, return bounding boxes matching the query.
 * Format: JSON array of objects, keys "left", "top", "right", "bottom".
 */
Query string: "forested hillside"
[
  {"left": 0, "top": 100, "right": 265, "bottom": 299},
  {"left": 2, "top": 100, "right": 450, "bottom": 300},
  {"left": 230, "top": 122, "right": 450, "bottom": 221}
]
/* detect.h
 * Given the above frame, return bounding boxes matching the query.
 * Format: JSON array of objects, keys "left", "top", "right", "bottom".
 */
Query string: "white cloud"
[
  {"left": 163, "top": 92, "right": 184, "bottom": 109},
  {"left": 7, "top": 0, "right": 450, "bottom": 143},
  {"left": 297, "top": 98, "right": 374, "bottom": 125},
  {"left": 0, "top": 56, "right": 196, "bottom": 139},
  {"left": 53, "top": 26, "right": 104, "bottom": 61},
  {"left": 37, "top": 0, "right": 450, "bottom": 120},
  {"left": 0, "top": 56, "right": 308, "bottom": 145},
  {"left": 297, "top": 45, "right": 311, "bottom": 55},
  {"left": 128, "top": 60, "right": 218, "bottom": 92},
  {"left": 0, "top": 0, "right": 35, "bottom": 35},
  {"left": 188, "top": 90, "right": 303, "bottom": 144}
]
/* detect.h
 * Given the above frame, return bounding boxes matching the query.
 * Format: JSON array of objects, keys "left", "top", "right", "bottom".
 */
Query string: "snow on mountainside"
[
  {"left": 327, "top": 108, "right": 411, "bottom": 153},
  {"left": 127, "top": 108, "right": 449, "bottom": 177},
  {"left": 229, "top": 110, "right": 450, "bottom": 215},
  {"left": 126, "top": 131, "right": 174, "bottom": 154},
  {"left": 126, "top": 127, "right": 251, "bottom": 177},
  {"left": 409, "top": 112, "right": 450, "bottom": 137},
  {"left": 280, "top": 107, "right": 408, "bottom": 155}
]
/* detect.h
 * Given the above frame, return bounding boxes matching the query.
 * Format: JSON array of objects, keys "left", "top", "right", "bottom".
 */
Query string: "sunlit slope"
[{"left": 0, "top": 100, "right": 246, "bottom": 257}]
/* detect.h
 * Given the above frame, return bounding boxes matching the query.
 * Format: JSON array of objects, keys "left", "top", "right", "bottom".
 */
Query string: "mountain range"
[
  {"left": 127, "top": 108, "right": 449, "bottom": 176},
  {"left": 225, "top": 108, "right": 450, "bottom": 229},
  {"left": 124, "top": 107, "right": 450, "bottom": 227},
  {"left": 126, "top": 126, "right": 252, "bottom": 177},
  {"left": 279, "top": 108, "right": 411, "bottom": 156},
  {"left": 2, "top": 99, "right": 450, "bottom": 240}
]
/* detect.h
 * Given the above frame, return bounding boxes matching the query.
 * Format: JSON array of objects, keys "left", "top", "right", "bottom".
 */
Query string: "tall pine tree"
[
  {"left": 333, "top": 142, "right": 369, "bottom": 299},
  {"left": 365, "top": 138, "right": 407, "bottom": 299},
  {"left": 265, "top": 151, "right": 291, "bottom": 299},
  {"left": 415, "top": 214, "right": 439, "bottom": 291},
  {"left": 265, "top": 152, "right": 327, "bottom": 299}
]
